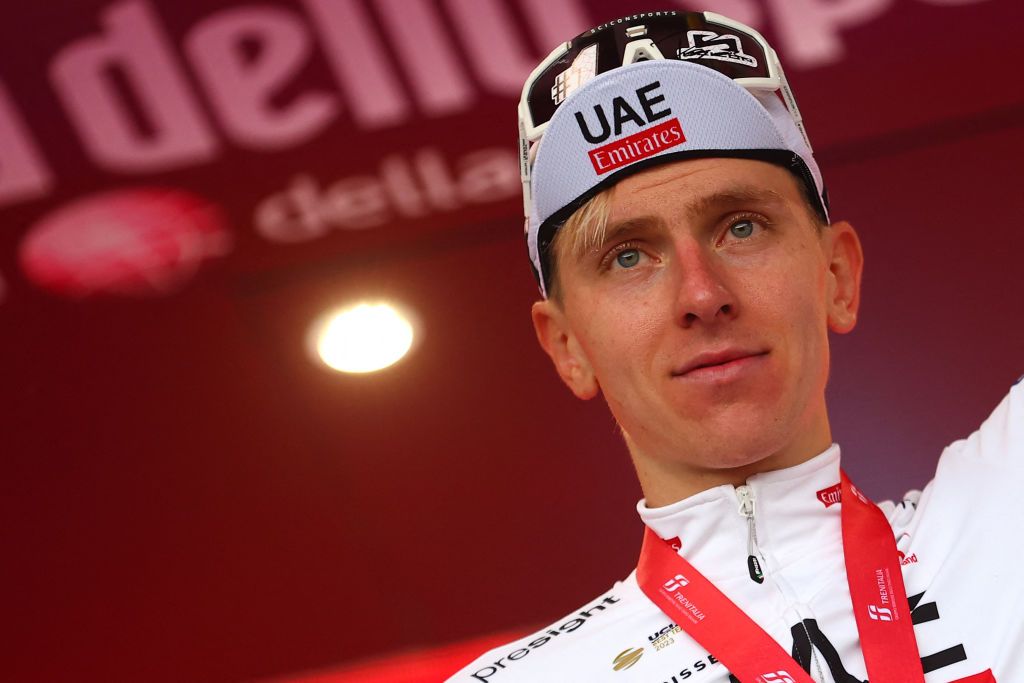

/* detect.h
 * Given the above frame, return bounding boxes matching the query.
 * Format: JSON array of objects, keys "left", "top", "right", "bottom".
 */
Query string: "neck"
[{"left": 629, "top": 421, "right": 833, "bottom": 507}]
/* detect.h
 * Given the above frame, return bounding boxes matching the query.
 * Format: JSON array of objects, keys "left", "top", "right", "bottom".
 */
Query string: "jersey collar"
[{"left": 636, "top": 444, "right": 843, "bottom": 583}]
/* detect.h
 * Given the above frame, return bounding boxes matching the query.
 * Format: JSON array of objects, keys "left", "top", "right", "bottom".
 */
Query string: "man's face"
[{"left": 533, "top": 157, "right": 862, "bottom": 477}]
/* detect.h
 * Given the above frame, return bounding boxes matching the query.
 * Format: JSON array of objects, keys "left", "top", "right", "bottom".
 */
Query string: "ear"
[
  {"left": 824, "top": 220, "right": 864, "bottom": 334},
  {"left": 531, "top": 299, "right": 600, "bottom": 400}
]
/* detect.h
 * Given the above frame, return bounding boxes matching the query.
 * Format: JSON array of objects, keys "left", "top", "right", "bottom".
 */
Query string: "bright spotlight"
[{"left": 311, "top": 302, "right": 416, "bottom": 374}]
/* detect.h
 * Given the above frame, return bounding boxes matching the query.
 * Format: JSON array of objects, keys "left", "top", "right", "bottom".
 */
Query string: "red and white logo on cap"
[
  {"left": 574, "top": 80, "right": 687, "bottom": 175},
  {"left": 19, "top": 187, "right": 231, "bottom": 298},
  {"left": 589, "top": 118, "right": 686, "bottom": 174}
]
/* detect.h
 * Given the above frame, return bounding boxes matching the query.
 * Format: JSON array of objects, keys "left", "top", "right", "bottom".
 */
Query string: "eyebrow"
[
  {"left": 687, "top": 187, "right": 786, "bottom": 218},
  {"left": 598, "top": 186, "right": 788, "bottom": 250}
]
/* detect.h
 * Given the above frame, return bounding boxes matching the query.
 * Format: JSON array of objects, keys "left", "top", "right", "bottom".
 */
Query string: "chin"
[
  {"left": 701, "top": 439, "right": 785, "bottom": 472},
  {"left": 683, "top": 410, "right": 798, "bottom": 472}
]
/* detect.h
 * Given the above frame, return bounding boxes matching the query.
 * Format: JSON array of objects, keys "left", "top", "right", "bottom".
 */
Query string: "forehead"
[{"left": 606, "top": 157, "right": 807, "bottom": 220}]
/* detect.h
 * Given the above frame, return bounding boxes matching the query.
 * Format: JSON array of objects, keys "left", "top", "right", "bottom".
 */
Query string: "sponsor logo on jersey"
[
  {"left": 468, "top": 595, "right": 620, "bottom": 681},
  {"left": 656, "top": 654, "right": 721, "bottom": 682},
  {"left": 647, "top": 622, "right": 683, "bottom": 651},
  {"left": 612, "top": 646, "right": 644, "bottom": 671},
  {"left": 678, "top": 30, "right": 758, "bottom": 68},
  {"left": 816, "top": 483, "right": 842, "bottom": 507},
  {"left": 898, "top": 551, "right": 918, "bottom": 566}
]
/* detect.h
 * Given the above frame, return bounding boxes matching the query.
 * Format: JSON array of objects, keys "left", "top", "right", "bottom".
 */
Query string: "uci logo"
[
  {"left": 574, "top": 81, "right": 672, "bottom": 143},
  {"left": 663, "top": 574, "right": 689, "bottom": 591}
]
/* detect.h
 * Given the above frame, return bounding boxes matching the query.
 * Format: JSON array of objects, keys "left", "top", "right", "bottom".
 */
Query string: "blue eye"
[
  {"left": 616, "top": 248, "right": 641, "bottom": 268},
  {"left": 730, "top": 220, "right": 756, "bottom": 238}
]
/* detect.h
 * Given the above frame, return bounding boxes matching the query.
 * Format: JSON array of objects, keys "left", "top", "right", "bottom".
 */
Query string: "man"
[{"left": 451, "top": 10, "right": 1021, "bottom": 682}]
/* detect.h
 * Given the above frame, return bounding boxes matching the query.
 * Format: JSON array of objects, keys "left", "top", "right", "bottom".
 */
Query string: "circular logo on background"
[{"left": 19, "top": 187, "right": 231, "bottom": 298}]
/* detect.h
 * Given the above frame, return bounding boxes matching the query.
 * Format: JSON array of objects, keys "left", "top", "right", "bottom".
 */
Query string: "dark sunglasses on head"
[{"left": 517, "top": 10, "right": 811, "bottom": 207}]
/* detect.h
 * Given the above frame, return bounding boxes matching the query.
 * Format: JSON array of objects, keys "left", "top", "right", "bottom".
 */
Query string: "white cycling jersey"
[{"left": 451, "top": 379, "right": 1023, "bottom": 682}]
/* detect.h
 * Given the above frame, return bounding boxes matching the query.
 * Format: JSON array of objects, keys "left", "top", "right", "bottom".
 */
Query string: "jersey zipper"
[
  {"left": 736, "top": 485, "right": 766, "bottom": 584},
  {"left": 736, "top": 484, "right": 827, "bottom": 682}
]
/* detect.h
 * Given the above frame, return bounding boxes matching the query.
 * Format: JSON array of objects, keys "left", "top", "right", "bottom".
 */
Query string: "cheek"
[
  {"left": 576, "top": 296, "right": 663, "bottom": 387},
  {"left": 786, "top": 261, "right": 832, "bottom": 387},
  {"left": 750, "top": 245, "right": 831, "bottom": 364}
]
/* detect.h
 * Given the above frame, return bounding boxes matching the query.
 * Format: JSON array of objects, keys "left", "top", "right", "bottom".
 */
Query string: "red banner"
[{"left": 0, "top": 0, "right": 1021, "bottom": 302}]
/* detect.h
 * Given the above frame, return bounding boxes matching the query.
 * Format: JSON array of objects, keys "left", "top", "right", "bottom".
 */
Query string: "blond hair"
[{"left": 547, "top": 188, "right": 614, "bottom": 301}]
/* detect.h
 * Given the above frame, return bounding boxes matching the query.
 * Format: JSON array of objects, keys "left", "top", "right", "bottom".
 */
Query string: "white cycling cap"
[{"left": 522, "top": 53, "right": 828, "bottom": 297}]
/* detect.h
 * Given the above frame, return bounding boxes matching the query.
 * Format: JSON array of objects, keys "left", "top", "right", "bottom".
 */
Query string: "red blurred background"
[{"left": 2, "top": 1, "right": 1022, "bottom": 681}]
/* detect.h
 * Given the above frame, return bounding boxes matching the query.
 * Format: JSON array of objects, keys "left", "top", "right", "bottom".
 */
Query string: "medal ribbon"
[
  {"left": 636, "top": 469, "right": 926, "bottom": 682},
  {"left": 839, "top": 469, "right": 926, "bottom": 682}
]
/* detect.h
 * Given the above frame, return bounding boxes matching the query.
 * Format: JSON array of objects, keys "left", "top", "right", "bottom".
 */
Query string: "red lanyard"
[{"left": 636, "top": 469, "right": 926, "bottom": 683}]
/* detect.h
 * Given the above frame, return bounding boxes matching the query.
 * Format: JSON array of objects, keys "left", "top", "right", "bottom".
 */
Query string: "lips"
[{"left": 673, "top": 348, "right": 769, "bottom": 377}]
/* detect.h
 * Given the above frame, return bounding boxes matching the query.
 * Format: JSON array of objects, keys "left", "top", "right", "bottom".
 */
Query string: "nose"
[{"left": 672, "top": 240, "right": 737, "bottom": 328}]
